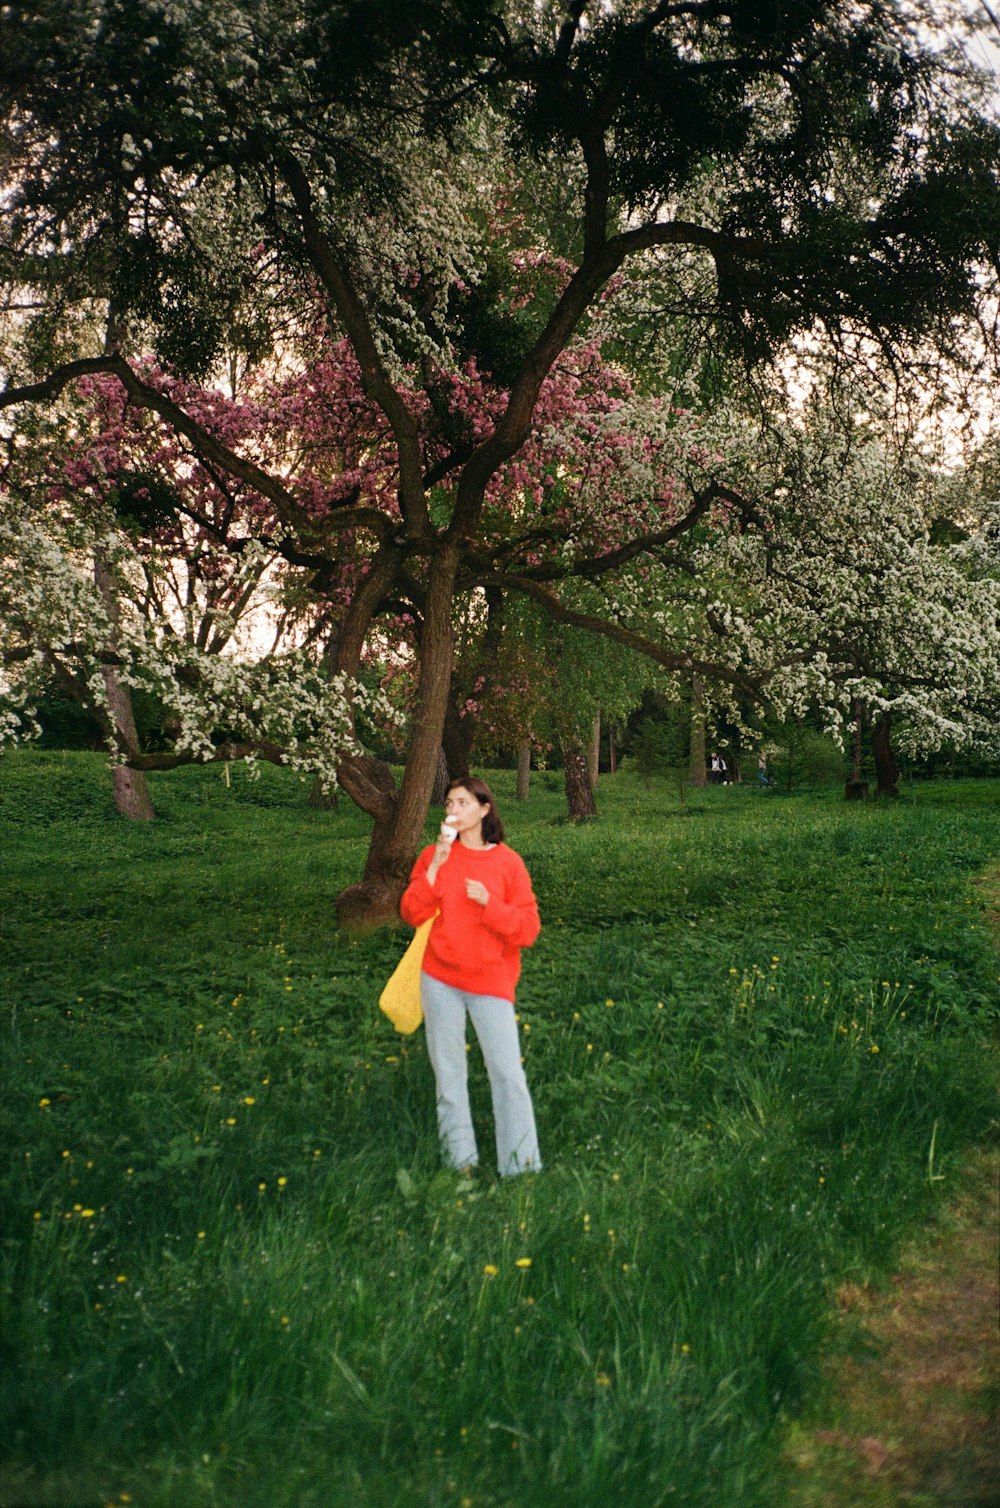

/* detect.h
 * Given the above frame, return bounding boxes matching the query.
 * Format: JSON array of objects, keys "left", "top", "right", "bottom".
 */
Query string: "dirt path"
[
  {"left": 784, "top": 1145, "right": 998, "bottom": 1506},
  {"left": 785, "top": 863, "right": 1000, "bottom": 1506}
]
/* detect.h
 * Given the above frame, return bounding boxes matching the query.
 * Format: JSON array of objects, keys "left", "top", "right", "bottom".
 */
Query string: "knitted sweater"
[{"left": 399, "top": 841, "right": 541, "bottom": 1002}]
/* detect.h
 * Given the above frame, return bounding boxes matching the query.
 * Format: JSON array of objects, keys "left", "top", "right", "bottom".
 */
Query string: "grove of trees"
[{"left": 2, "top": 0, "right": 998, "bottom": 925}]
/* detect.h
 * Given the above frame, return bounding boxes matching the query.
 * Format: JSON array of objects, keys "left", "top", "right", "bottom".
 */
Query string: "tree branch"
[
  {"left": 127, "top": 740, "right": 289, "bottom": 772},
  {"left": 481, "top": 571, "right": 763, "bottom": 696},
  {"left": 482, "top": 481, "right": 723, "bottom": 581},
  {"left": 276, "top": 149, "right": 430, "bottom": 539},
  {"left": 0, "top": 355, "right": 393, "bottom": 546}
]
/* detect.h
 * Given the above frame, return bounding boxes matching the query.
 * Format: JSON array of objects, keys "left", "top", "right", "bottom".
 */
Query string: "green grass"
[{"left": 1, "top": 751, "right": 997, "bottom": 1508}]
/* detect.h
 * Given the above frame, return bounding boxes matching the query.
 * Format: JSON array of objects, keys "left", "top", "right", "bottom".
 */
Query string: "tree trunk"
[
  {"left": 845, "top": 698, "right": 869, "bottom": 800},
  {"left": 561, "top": 735, "right": 598, "bottom": 821},
  {"left": 442, "top": 697, "right": 474, "bottom": 783},
  {"left": 851, "top": 698, "right": 864, "bottom": 783},
  {"left": 587, "top": 713, "right": 601, "bottom": 789},
  {"left": 334, "top": 550, "right": 459, "bottom": 930},
  {"left": 307, "top": 775, "right": 339, "bottom": 809},
  {"left": 516, "top": 740, "right": 531, "bottom": 801},
  {"left": 872, "top": 713, "right": 900, "bottom": 799},
  {"left": 432, "top": 746, "right": 449, "bottom": 805},
  {"left": 688, "top": 674, "right": 707, "bottom": 786},
  {"left": 110, "top": 759, "right": 156, "bottom": 821},
  {"left": 94, "top": 553, "right": 155, "bottom": 821}
]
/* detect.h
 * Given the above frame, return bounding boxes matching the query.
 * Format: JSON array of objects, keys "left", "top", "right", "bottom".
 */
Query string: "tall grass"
[{"left": 1, "top": 752, "right": 997, "bottom": 1507}]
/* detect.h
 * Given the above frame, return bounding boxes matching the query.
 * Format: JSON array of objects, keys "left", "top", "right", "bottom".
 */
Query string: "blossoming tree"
[{"left": 2, "top": 0, "right": 997, "bottom": 923}]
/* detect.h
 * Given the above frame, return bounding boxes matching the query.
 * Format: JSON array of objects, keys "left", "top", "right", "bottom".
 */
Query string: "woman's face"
[{"left": 445, "top": 785, "right": 489, "bottom": 838}]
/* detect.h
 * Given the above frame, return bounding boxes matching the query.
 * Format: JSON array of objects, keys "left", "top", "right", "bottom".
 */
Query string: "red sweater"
[{"left": 399, "top": 841, "right": 541, "bottom": 1002}]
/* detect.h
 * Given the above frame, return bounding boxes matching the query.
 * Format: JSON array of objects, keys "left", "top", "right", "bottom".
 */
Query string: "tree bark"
[
  {"left": 307, "top": 776, "right": 339, "bottom": 810},
  {"left": 587, "top": 713, "right": 601, "bottom": 788},
  {"left": 110, "top": 757, "right": 156, "bottom": 821},
  {"left": 432, "top": 746, "right": 449, "bottom": 805},
  {"left": 94, "top": 553, "right": 155, "bottom": 821},
  {"left": 442, "top": 696, "right": 474, "bottom": 784},
  {"left": 688, "top": 674, "right": 707, "bottom": 786},
  {"left": 872, "top": 713, "right": 900, "bottom": 799},
  {"left": 334, "top": 548, "right": 459, "bottom": 930},
  {"left": 561, "top": 735, "right": 598, "bottom": 820},
  {"left": 516, "top": 740, "right": 531, "bottom": 801},
  {"left": 845, "top": 697, "right": 869, "bottom": 800},
  {"left": 851, "top": 698, "right": 864, "bottom": 783}
]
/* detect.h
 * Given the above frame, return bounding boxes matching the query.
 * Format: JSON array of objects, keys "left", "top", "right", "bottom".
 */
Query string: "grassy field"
[{"left": 1, "top": 751, "right": 997, "bottom": 1508}]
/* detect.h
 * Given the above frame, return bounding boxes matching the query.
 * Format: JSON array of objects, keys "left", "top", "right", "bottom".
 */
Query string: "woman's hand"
[
  {"left": 427, "top": 835, "right": 454, "bottom": 885},
  {"left": 465, "top": 879, "right": 490, "bottom": 907}
]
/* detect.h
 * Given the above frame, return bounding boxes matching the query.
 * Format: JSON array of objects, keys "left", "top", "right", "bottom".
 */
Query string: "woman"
[{"left": 400, "top": 776, "right": 542, "bottom": 1178}]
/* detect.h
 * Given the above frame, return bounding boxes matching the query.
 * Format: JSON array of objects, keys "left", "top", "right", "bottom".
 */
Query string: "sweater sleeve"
[
  {"left": 481, "top": 851, "right": 541, "bottom": 949},
  {"left": 399, "top": 846, "right": 439, "bottom": 927}
]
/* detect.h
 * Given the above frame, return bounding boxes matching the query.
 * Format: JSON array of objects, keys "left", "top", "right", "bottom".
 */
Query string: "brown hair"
[{"left": 446, "top": 776, "right": 505, "bottom": 845}]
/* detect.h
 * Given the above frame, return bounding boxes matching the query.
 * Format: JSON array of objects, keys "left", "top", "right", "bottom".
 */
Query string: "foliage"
[
  {"left": 620, "top": 695, "right": 692, "bottom": 799},
  {"left": 1, "top": 752, "right": 997, "bottom": 1506},
  {"left": 765, "top": 723, "right": 848, "bottom": 794},
  {"left": 3, "top": 0, "right": 998, "bottom": 916}
]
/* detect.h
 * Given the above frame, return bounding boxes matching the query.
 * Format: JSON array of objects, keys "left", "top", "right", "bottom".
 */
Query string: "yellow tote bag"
[{"left": 379, "top": 915, "right": 436, "bottom": 1034}]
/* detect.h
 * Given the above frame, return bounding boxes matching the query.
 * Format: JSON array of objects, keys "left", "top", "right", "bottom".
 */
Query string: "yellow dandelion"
[
  {"left": 595, "top": 1371, "right": 611, "bottom": 1387},
  {"left": 32, "top": 1211, "right": 41, "bottom": 1221},
  {"left": 242, "top": 1096, "right": 256, "bottom": 1106},
  {"left": 483, "top": 1264, "right": 499, "bottom": 1277},
  {"left": 115, "top": 1274, "right": 128, "bottom": 1284},
  {"left": 80, "top": 1208, "right": 95, "bottom": 1219},
  {"left": 515, "top": 1257, "right": 532, "bottom": 1269},
  {"left": 197, "top": 1231, "right": 206, "bottom": 1239},
  {"left": 258, "top": 1182, "right": 266, "bottom": 1191},
  {"left": 870, "top": 1044, "right": 880, "bottom": 1054},
  {"left": 38, "top": 1097, "right": 51, "bottom": 1108},
  {"left": 277, "top": 1176, "right": 288, "bottom": 1187}
]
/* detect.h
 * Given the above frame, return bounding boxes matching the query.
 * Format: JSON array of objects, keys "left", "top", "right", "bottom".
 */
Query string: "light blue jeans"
[{"left": 420, "top": 973, "right": 542, "bottom": 1176}]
